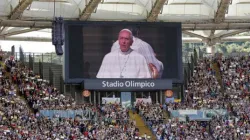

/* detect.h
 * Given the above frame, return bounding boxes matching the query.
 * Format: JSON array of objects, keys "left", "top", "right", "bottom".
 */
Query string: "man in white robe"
[
  {"left": 111, "top": 28, "right": 164, "bottom": 78},
  {"left": 97, "top": 29, "right": 151, "bottom": 78},
  {"left": 157, "top": 59, "right": 164, "bottom": 78}
]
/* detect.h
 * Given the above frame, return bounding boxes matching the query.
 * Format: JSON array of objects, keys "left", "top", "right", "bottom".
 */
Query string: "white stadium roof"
[{"left": 0, "top": 0, "right": 250, "bottom": 45}]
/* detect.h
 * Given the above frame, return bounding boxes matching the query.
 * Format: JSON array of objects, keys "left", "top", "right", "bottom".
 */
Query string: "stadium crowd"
[
  {"left": 209, "top": 56, "right": 250, "bottom": 139},
  {"left": 136, "top": 56, "right": 250, "bottom": 140},
  {"left": 2, "top": 51, "right": 250, "bottom": 140},
  {"left": 0, "top": 55, "right": 147, "bottom": 139}
]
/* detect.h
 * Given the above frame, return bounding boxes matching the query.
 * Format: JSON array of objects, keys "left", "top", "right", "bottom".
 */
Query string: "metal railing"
[
  {"left": 14, "top": 48, "right": 64, "bottom": 94},
  {"left": 15, "top": 52, "right": 63, "bottom": 65}
]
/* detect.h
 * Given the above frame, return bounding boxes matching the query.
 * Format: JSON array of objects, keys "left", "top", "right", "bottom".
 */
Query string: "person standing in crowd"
[
  {"left": 5, "top": 56, "right": 15, "bottom": 72},
  {"left": 97, "top": 29, "right": 151, "bottom": 78}
]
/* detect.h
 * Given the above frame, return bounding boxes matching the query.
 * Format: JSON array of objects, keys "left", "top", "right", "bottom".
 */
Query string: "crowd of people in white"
[{"left": 1, "top": 52, "right": 250, "bottom": 139}]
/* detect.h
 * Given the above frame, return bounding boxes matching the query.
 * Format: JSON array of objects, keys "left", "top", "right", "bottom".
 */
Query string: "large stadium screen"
[{"left": 64, "top": 21, "right": 183, "bottom": 83}]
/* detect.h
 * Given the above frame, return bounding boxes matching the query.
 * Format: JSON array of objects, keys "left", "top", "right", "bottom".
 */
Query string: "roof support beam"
[
  {"left": 2, "top": 36, "right": 250, "bottom": 43},
  {"left": 0, "top": 28, "right": 41, "bottom": 37},
  {"left": 79, "top": 0, "right": 101, "bottom": 20},
  {"left": 214, "top": 0, "right": 231, "bottom": 23},
  {"left": 0, "top": 0, "right": 34, "bottom": 35},
  {"left": 209, "top": 30, "right": 215, "bottom": 38},
  {"left": 0, "top": 19, "right": 51, "bottom": 28},
  {"left": 9, "top": 0, "right": 33, "bottom": 20},
  {"left": 218, "top": 29, "right": 250, "bottom": 38},
  {"left": 2, "top": 27, "right": 24, "bottom": 34},
  {"left": 0, "top": 36, "right": 51, "bottom": 42},
  {"left": 147, "top": 0, "right": 167, "bottom": 22},
  {"left": 182, "top": 23, "right": 250, "bottom": 30},
  {"left": 182, "top": 38, "right": 203, "bottom": 43},
  {"left": 182, "top": 31, "right": 206, "bottom": 40},
  {"left": 209, "top": 0, "right": 231, "bottom": 39},
  {"left": 222, "top": 36, "right": 250, "bottom": 42},
  {"left": 191, "top": 29, "right": 250, "bottom": 46},
  {"left": 0, "top": 27, "right": 6, "bottom": 34},
  {"left": 1, "top": 19, "right": 250, "bottom": 30},
  {"left": 182, "top": 36, "right": 250, "bottom": 43}
]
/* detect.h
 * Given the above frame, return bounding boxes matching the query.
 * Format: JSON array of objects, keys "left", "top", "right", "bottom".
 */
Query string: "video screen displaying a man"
[
  {"left": 96, "top": 29, "right": 152, "bottom": 78},
  {"left": 111, "top": 27, "right": 164, "bottom": 79},
  {"left": 66, "top": 22, "right": 182, "bottom": 82}
]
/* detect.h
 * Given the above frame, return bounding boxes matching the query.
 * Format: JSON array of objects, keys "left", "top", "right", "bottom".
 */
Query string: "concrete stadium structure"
[{"left": 0, "top": 0, "right": 250, "bottom": 53}]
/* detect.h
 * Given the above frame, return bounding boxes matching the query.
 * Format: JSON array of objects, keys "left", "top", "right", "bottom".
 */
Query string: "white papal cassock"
[
  {"left": 158, "top": 60, "right": 164, "bottom": 78},
  {"left": 111, "top": 37, "right": 163, "bottom": 77},
  {"left": 96, "top": 49, "right": 151, "bottom": 78}
]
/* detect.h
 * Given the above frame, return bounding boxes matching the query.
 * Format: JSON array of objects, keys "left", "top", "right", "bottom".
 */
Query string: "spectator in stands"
[
  {"left": 5, "top": 49, "right": 250, "bottom": 140},
  {"left": 5, "top": 56, "right": 15, "bottom": 72}
]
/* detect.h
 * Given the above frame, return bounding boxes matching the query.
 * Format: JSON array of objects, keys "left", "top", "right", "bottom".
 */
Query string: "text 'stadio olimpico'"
[{"left": 102, "top": 80, "right": 155, "bottom": 88}]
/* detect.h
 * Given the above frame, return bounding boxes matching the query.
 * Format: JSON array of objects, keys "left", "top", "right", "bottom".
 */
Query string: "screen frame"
[{"left": 63, "top": 21, "right": 183, "bottom": 84}]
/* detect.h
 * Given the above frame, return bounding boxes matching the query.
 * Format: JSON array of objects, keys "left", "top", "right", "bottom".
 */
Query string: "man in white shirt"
[
  {"left": 96, "top": 29, "right": 151, "bottom": 78},
  {"left": 111, "top": 27, "right": 164, "bottom": 78},
  {"left": 155, "top": 53, "right": 164, "bottom": 78}
]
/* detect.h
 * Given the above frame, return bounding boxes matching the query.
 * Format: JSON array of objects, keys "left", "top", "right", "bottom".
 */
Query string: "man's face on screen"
[{"left": 118, "top": 30, "right": 133, "bottom": 52}]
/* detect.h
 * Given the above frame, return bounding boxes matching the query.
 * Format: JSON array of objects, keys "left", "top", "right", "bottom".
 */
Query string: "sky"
[
  {"left": 0, "top": 40, "right": 55, "bottom": 53},
  {"left": 0, "top": 28, "right": 55, "bottom": 53}
]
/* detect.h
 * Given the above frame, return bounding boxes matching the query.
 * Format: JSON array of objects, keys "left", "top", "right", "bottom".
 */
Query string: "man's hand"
[{"left": 148, "top": 63, "right": 159, "bottom": 79}]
